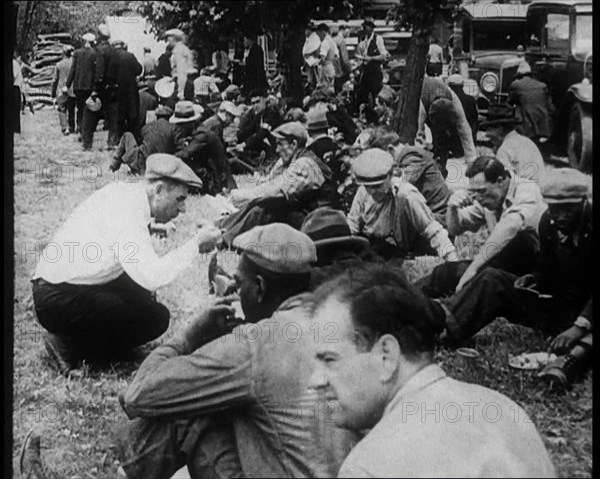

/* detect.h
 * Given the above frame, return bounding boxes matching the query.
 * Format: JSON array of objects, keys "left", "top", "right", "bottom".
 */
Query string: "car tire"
[{"left": 567, "top": 103, "right": 592, "bottom": 173}]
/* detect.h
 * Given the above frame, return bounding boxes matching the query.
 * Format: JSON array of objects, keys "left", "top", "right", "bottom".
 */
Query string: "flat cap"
[
  {"left": 272, "top": 121, "right": 309, "bottom": 146},
  {"left": 82, "top": 33, "right": 96, "bottom": 43},
  {"left": 517, "top": 60, "right": 532, "bottom": 75},
  {"left": 541, "top": 167, "right": 590, "bottom": 203},
  {"left": 352, "top": 148, "right": 394, "bottom": 185},
  {"left": 233, "top": 223, "right": 317, "bottom": 274},
  {"left": 111, "top": 39, "right": 125, "bottom": 47},
  {"left": 145, "top": 153, "right": 203, "bottom": 189},
  {"left": 165, "top": 28, "right": 185, "bottom": 40}
]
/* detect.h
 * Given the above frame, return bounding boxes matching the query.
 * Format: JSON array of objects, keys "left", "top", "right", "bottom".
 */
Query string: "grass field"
[{"left": 12, "top": 110, "right": 592, "bottom": 478}]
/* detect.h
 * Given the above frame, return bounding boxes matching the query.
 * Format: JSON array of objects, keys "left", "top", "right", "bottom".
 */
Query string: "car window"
[
  {"left": 574, "top": 15, "right": 592, "bottom": 55},
  {"left": 469, "top": 21, "right": 527, "bottom": 52},
  {"left": 546, "top": 13, "right": 570, "bottom": 51}
]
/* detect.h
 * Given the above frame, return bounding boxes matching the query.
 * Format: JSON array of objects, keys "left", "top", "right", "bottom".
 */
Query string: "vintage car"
[
  {"left": 454, "top": 2, "right": 529, "bottom": 111},
  {"left": 525, "top": 0, "right": 592, "bottom": 172}
]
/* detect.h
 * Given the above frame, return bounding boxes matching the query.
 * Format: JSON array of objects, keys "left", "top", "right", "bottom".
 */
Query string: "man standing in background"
[
  {"left": 52, "top": 45, "right": 76, "bottom": 136},
  {"left": 165, "top": 28, "right": 196, "bottom": 103},
  {"left": 66, "top": 33, "right": 96, "bottom": 136},
  {"left": 142, "top": 46, "right": 157, "bottom": 79},
  {"left": 333, "top": 23, "right": 351, "bottom": 94},
  {"left": 427, "top": 36, "right": 444, "bottom": 77}
]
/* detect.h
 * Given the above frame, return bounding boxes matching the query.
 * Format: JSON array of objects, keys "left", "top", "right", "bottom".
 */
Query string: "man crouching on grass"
[
  {"left": 31, "top": 153, "right": 222, "bottom": 375},
  {"left": 310, "top": 264, "right": 556, "bottom": 477}
]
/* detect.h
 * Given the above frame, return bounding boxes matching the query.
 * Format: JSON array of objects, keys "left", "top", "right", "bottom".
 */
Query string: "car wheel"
[{"left": 567, "top": 103, "right": 593, "bottom": 173}]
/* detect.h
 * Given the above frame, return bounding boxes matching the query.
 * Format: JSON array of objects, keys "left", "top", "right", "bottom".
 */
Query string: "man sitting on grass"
[
  {"left": 417, "top": 155, "right": 547, "bottom": 296},
  {"left": 435, "top": 168, "right": 592, "bottom": 390},
  {"left": 216, "top": 121, "right": 339, "bottom": 245},
  {"left": 117, "top": 224, "right": 359, "bottom": 478},
  {"left": 310, "top": 264, "right": 556, "bottom": 477},
  {"left": 32, "top": 154, "right": 221, "bottom": 375}
]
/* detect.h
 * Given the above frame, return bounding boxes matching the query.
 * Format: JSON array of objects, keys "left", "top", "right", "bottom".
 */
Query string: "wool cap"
[
  {"left": 233, "top": 223, "right": 317, "bottom": 274},
  {"left": 145, "top": 153, "right": 203, "bottom": 189}
]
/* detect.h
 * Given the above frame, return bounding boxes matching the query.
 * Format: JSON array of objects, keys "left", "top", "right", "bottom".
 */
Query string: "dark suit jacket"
[
  {"left": 142, "top": 118, "right": 186, "bottom": 155},
  {"left": 67, "top": 46, "right": 96, "bottom": 91},
  {"left": 509, "top": 74, "right": 554, "bottom": 138},
  {"left": 237, "top": 106, "right": 283, "bottom": 152},
  {"left": 111, "top": 50, "right": 143, "bottom": 118},
  {"left": 244, "top": 43, "right": 268, "bottom": 95},
  {"left": 201, "top": 114, "right": 225, "bottom": 143},
  {"left": 139, "top": 90, "right": 159, "bottom": 129},
  {"left": 94, "top": 40, "right": 116, "bottom": 88}
]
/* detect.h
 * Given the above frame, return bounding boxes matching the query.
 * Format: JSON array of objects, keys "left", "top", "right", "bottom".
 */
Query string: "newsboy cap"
[
  {"left": 541, "top": 167, "right": 590, "bottom": 203},
  {"left": 447, "top": 74, "right": 464, "bottom": 87},
  {"left": 272, "top": 122, "right": 310, "bottom": 147},
  {"left": 352, "top": 148, "right": 394, "bottom": 185},
  {"left": 97, "top": 24, "right": 110, "bottom": 38},
  {"left": 233, "top": 223, "right": 317, "bottom": 274},
  {"left": 82, "top": 33, "right": 96, "bottom": 43},
  {"left": 155, "top": 105, "right": 174, "bottom": 117},
  {"left": 145, "top": 153, "right": 203, "bottom": 189}
]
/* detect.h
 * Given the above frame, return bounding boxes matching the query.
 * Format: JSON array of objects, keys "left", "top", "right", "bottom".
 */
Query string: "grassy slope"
[{"left": 12, "top": 110, "right": 591, "bottom": 478}]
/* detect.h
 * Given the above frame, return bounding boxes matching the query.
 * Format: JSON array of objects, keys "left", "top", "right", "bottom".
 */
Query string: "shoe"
[
  {"left": 19, "top": 430, "right": 46, "bottom": 479},
  {"left": 43, "top": 332, "right": 78, "bottom": 376},
  {"left": 62, "top": 129, "right": 70, "bottom": 136},
  {"left": 109, "top": 158, "right": 122, "bottom": 172},
  {"left": 539, "top": 354, "right": 579, "bottom": 390}
]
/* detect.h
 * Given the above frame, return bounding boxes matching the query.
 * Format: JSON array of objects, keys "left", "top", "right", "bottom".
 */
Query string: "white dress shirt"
[{"left": 33, "top": 181, "right": 198, "bottom": 291}]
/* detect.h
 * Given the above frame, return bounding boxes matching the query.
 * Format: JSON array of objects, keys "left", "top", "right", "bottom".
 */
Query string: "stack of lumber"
[{"left": 26, "top": 33, "right": 73, "bottom": 106}]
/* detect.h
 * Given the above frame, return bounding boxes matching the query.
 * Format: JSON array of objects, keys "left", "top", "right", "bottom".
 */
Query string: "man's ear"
[
  {"left": 255, "top": 274, "right": 267, "bottom": 304},
  {"left": 375, "top": 334, "right": 401, "bottom": 383}
]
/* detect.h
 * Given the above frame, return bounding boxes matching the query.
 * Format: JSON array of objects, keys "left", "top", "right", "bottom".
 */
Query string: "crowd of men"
[{"left": 20, "top": 17, "right": 592, "bottom": 479}]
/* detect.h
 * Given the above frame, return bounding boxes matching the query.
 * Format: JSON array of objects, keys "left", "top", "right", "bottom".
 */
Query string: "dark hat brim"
[{"left": 480, "top": 117, "right": 521, "bottom": 128}]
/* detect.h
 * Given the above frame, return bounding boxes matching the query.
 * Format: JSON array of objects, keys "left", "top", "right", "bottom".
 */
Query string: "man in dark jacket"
[
  {"left": 110, "top": 40, "right": 143, "bottom": 143},
  {"left": 110, "top": 105, "right": 185, "bottom": 174},
  {"left": 173, "top": 101, "right": 237, "bottom": 195},
  {"left": 235, "top": 92, "right": 283, "bottom": 165},
  {"left": 242, "top": 34, "right": 268, "bottom": 97},
  {"left": 81, "top": 24, "right": 120, "bottom": 150},
  {"left": 508, "top": 61, "right": 554, "bottom": 144},
  {"left": 66, "top": 33, "right": 96, "bottom": 134},
  {"left": 155, "top": 43, "right": 173, "bottom": 79},
  {"left": 447, "top": 74, "right": 478, "bottom": 148},
  {"left": 138, "top": 82, "right": 159, "bottom": 130},
  {"left": 436, "top": 168, "right": 592, "bottom": 390}
]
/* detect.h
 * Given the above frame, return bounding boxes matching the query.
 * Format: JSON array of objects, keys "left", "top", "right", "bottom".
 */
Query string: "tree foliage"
[
  {"left": 15, "top": 1, "right": 131, "bottom": 56},
  {"left": 390, "top": 0, "right": 458, "bottom": 143},
  {"left": 136, "top": 0, "right": 361, "bottom": 66}
]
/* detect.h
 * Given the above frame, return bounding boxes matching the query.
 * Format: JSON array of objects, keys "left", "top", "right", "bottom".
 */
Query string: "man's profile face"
[
  {"left": 251, "top": 96, "right": 266, "bottom": 114},
  {"left": 364, "top": 25, "right": 374, "bottom": 37},
  {"left": 364, "top": 176, "right": 392, "bottom": 203},
  {"left": 150, "top": 181, "right": 188, "bottom": 223},
  {"left": 547, "top": 201, "right": 584, "bottom": 233},
  {"left": 311, "top": 296, "right": 387, "bottom": 430},
  {"left": 469, "top": 172, "right": 505, "bottom": 211}
]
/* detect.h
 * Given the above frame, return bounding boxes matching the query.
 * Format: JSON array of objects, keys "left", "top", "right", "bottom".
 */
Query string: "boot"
[
  {"left": 539, "top": 342, "right": 592, "bottom": 390},
  {"left": 19, "top": 430, "right": 46, "bottom": 479}
]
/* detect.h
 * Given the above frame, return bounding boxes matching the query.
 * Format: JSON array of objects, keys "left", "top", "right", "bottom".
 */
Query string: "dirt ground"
[{"left": 12, "top": 110, "right": 592, "bottom": 478}]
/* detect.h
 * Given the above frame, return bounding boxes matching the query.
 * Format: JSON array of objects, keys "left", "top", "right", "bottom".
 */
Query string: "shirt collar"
[{"left": 384, "top": 364, "right": 446, "bottom": 417}]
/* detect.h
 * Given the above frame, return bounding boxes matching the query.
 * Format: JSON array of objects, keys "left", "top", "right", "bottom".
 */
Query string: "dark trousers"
[
  {"left": 13, "top": 86, "right": 21, "bottom": 133},
  {"left": 57, "top": 94, "right": 76, "bottom": 133},
  {"left": 32, "top": 274, "right": 169, "bottom": 361},
  {"left": 216, "top": 196, "right": 306, "bottom": 246},
  {"left": 357, "top": 63, "right": 383, "bottom": 108},
  {"left": 444, "top": 268, "right": 584, "bottom": 343},
  {"left": 115, "top": 414, "right": 243, "bottom": 479},
  {"left": 81, "top": 87, "right": 120, "bottom": 149},
  {"left": 426, "top": 62, "right": 443, "bottom": 77},
  {"left": 74, "top": 89, "right": 92, "bottom": 133},
  {"left": 416, "top": 231, "right": 538, "bottom": 298}
]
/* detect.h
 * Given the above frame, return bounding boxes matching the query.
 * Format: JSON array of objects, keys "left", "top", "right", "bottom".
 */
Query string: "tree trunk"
[{"left": 392, "top": 20, "right": 431, "bottom": 144}]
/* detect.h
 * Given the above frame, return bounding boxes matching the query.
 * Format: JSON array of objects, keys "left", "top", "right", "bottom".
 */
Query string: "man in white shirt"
[
  {"left": 356, "top": 17, "right": 390, "bottom": 110},
  {"left": 165, "top": 28, "right": 196, "bottom": 102},
  {"left": 426, "top": 36, "right": 444, "bottom": 77},
  {"left": 32, "top": 154, "right": 222, "bottom": 375},
  {"left": 315, "top": 23, "right": 339, "bottom": 93},
  {"left": 310, "top": 264, "right": 556, "bottom": 478}
]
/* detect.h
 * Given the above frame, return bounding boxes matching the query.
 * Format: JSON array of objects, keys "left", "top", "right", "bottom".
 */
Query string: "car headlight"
[{"left": 480, "top": 72, "right": 499, "bottom": 94}]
